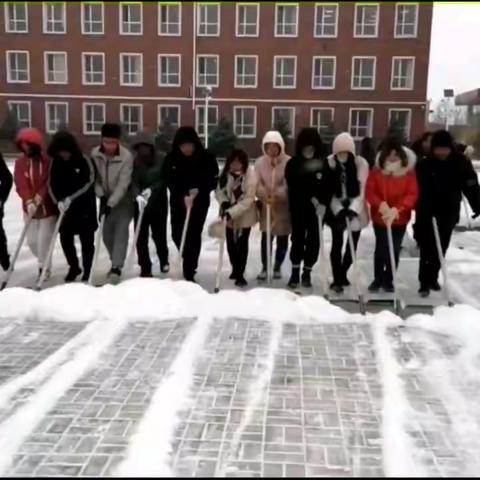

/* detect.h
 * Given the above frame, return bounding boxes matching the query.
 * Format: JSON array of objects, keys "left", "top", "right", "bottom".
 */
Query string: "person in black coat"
[
  {"left": 0, "top": 152, "right": 13, "bottom": 271},
  {"left": 360, "top": 137, "right": 376, "bottom": 170},
  {"left": 416, "top": 130, "right": 480, "bottom": 297},
  {"left": 48, "top": 131, "right": 97, "bottom": 282},
  {"left": 165, "top": 126, "right": 219, "bottom": 282},
  {"left": 285, "top": 128, "right": 334, "bottom": 289}
]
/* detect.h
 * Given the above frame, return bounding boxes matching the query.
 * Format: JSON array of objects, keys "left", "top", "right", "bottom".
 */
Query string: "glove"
[
  {"left": 266, "top": 195, "right": 274, "bottom": 206},
  {"left": 27, "top": 202, "right": 37, "bottom": 216},
  {"left": 383, "top": 207, "right": 399, "bottom": 227},
  {"left": 99, "top": 197, "right": 111, "bottom": 220},
  {"left": 34, "top": 194, "right": 43, "bottom": 206},
  {"left": 58, "top": 197, "right": 71, "bottom": 213},
  {"left": 136, "top": 195, "right": 148, "bottom": 209},
  {"left": 220, "top": 201, "right": 231, "bottom": 218},
  {"left": 341, "top": 198, "right": 351, "bottom": 209},
  {"left": 311, "top": 198, "right": 326, "bottom": 219},
  {"left": 141, "top": 188, "right": 152, "bottom": 201},
  {"left": 184, "top": 195, "right": 194, "bottom": 210},
  {"left": 379, "top": 201, "right": 390, "bottom": 216},
  {"left": 340, "top": 209, "right": 357, "bottom": 221}
]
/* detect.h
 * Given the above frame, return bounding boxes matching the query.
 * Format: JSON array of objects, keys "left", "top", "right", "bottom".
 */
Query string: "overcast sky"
[{"left": 428, "top": 3, "right": 480, "bottom": 103}]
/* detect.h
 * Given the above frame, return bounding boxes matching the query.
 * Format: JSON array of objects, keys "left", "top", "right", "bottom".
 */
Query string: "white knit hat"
[{"left": 332, "top": 132, "right": 356, "bottom": 156}]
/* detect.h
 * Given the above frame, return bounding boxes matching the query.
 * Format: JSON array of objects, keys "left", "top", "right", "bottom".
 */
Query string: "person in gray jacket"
[{"left": 91, "top": 123, "right": 134, "bottom": 282}]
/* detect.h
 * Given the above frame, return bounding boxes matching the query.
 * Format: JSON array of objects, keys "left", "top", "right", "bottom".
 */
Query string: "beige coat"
[{"left": 216, "top": 166, "right": 258, "bottom": 229}]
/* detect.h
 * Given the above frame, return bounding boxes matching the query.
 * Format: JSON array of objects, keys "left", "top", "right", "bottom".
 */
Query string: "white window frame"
[
  {"left": 348, "top": 108, "right": 374, "bottom": 140},
  {"left": 7, "top": 100, "right": 31, "bottom": 128},
  {"left": 4, "top": 2, "right": 29, "bottom": 33},
  {"left": 81, "top": 2, "right": 105, "bottom": 35},
  {"left": 196, "top": 54, "right": 219, "bottom": 88},
  {"left": 394, "top": 3, "right": 418, "bottom": 38},
  {"left": 82, "top": 102, "right": 106, "bottom": 135},
  {"left": 274, "top": 3, "right": 298, "bottom": 37},
  {"left": 44, "top": 51, "right": 68, "bottom": 85},
  {"left": 235, "top": 3, "right": 259, "bottom": 37},
  {"left": 82, "top": 52, "right": 105, "bottom": 86},
  {"left": 351, "top": 56, "right": 376, "bottom": 91},
  {"left": 310, "top": 107, "right": 335, "bottom": 133},
  {"left": 354, "top": 3, "right": 379, "bottom": 38},
  {"left": 314, "top": 3, "right": 338, "bottom": 38},
  {"left": 234, "top": 55, "right": 258, "bottom": 89},
  {"left": 196, "top": 3, "right": 220, "bottom": 37},
  {"left": 388, "top": 108, "right": 412, "bottom": 140},
  {"left": 120, "top": 103, "right": 143, "bottom": 135},
  {"left": 45, "top": 101, "right": 69, "bottom": 134},
  {"left": 311, "top": 56, "right": 336, "bottom": 90},
  {"left": 158, "top": 2, "right": 181, "bottom": 36},
  {"left": 119, "top": 53, "right": 143, "bottom": 87},
  {"left": 42, "top": 2, "right": 66, "bottom": 34},
  {"left": 233, "top": 106, "right": 257, "bottom": 139},
  {"left": 5, "top": 50, "right": 30, "bottom": 83},
  {"left": 119, "top": 2, "right": 143, "bottom": 35},
  {"left": 157, "top": 54, "right": 181, "bottom": 87},
  {"left": 390, "top": 56, "right": 415, "bottom": 90},
  {"left": 271, "top": 106, "right": 295, "bottom": 138},
  {"left": 273, "top": 55, "right": 297, "bottom": 89},
  {"left": 195, "top": 105, "right": 219, "bottom": 138},
  {"left": 158, "top": 104, "right": 181, "bottom": 128}
]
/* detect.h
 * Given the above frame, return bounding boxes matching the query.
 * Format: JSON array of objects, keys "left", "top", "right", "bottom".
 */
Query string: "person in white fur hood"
[{"left": 326, "top": 132, "right": 370, "bottom": 293}]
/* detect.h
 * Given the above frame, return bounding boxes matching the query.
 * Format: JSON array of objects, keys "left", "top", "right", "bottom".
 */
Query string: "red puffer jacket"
[
  {"left": 366, "top": 147, "right": 418, "bottom": 227},
  {"left": 14, "top": 128, "right": 57, "bottom": 219}
]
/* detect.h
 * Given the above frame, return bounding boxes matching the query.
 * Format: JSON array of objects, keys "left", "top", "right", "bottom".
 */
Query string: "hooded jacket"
[
  {"left": 14, "top": 128, "right": 57, "bottom": 219},
  {"left": 366, "top": 147, "right": 418, "bottom": 227},
  {"left": 0, "top": 153, "right": 13, "bottom": 210},
  {"left": 255, "top": 131, "right": 291, "bottom": 235}
]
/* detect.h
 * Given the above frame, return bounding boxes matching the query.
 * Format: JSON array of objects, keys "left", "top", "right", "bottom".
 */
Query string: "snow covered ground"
[{"left": 1, "top": 177, "right": 480, "bottom": 476}]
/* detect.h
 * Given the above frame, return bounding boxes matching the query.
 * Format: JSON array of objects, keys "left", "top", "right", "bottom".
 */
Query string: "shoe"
[
  {"left": 140, "top": 268, "right": 153, "bottom": 278},
  {"left": 330, "top": 283, "right": 344, "bottom": 294},
  {"left": 257, "top": 269, "right": 267, "bottom": 281},
  {"left": 368, "top": 280, "right": 382, "bottom": 293},
  {"left": 81, "top": 271, "right": 90, "bottom": 283},
  {"left": 109, "top": 267, "right": 122, "bottom": 285},
  {"left": 301, "top": 269, "right": 312, "bottom": 288},
  {"left": 235, "top": 276, "right": 248, "bottom": 287},
  {"left": 38, "top": 267, "right": 51, "bottom": 282},
  {"left": 288, "top": 267, "right": 300, "bottom": 289},
  {"left": 341, "top": 276, "right": 350, "bottom": 287},
  {"left": 161, "top": 264, "right": 170, "bottom": 274},
  {"left": 0, "top": 256, "right": 10, "bottom": 272},
  {"left": 383, "top": 282, "right": 394, "bottom": 293},
  {"left": 418, "top": 285, "right": 430, "bottom": 298},
  {"left": 65, "top": 266, "right": 82, "bottom": 283},
  {"left": 430, "top": 280, "right": 441, "bottom": 291},
  {"left": 273, "top": 266, "right": 282, "bottom": 280},
  {"left": 184, "top": 274, "right": 196, "bottom": 283},
  {"left": 229, "top": 271, "right": 237, "bottom": 280}
]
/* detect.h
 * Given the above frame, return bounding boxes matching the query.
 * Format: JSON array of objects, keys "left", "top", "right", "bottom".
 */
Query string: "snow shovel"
[
  {"left": 462, "top": 195, "right": 472, "bottom": 231},
  {"left": 312, "top": 199, "right": 329, "bottom": 300},
  {"left": 266, "top": 201, "right": 272, "bottom": 285},
  {"left": 386, "top": 225, "right": 406, "bottom": 316},
  {"left": 123, "top": 199, "right": 148, "bottom": 279},
  {"left": 432, "top": 216, "right": 454, "bottom": 307},
  {"left": 88, "top": 214, "right": 106, "bottom": 286},
  {"left": 0, "top": 208, "right": 37, "bottom": 291},
  {"left": 213, "top": 217, "right": 227, "bottom": 293},
  {"left": 345, "top": 216, "right": 366, "bottom": 315}
]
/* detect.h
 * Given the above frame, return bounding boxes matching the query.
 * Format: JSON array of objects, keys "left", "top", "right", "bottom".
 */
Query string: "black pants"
[
  {"left": 261, "top": 233, "right": 289, "bottom": 270},
  {"left": 418, "top": 218, "right": 454, "bottom": 286},
  {"left": 290, "top": 212, "right": 320, "bottom": 268},
  {"left": 0, "top": 212, "right": 9, "bottom": 270},
  {"left": 330, "top": 222, "right": 361, "bottom": 284},
  {"left": 373, "top": 224, "right": 406, "bottom": 285},
  {"left": 60, "top": 227, "right": 95, "bottom": 277},
  {"left": 171, "top": 195, "right": 210, "bottom": 279},
  {"left": 134, "top": 192, "right": 169, "bottom": 272},
  {"left": 226, "top": 227, "right": 250, "bottom": 278}
]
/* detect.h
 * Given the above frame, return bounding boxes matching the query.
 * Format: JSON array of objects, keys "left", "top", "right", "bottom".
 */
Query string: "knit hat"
[
  {"left": 332, "top": 132, "right": 356, "bottom": 156},
  {"left": 431, "top": 130, "right": 454, "bottom": 150},
  {"left": 101, "top": 123, "right": 121, "bottom": 139}
]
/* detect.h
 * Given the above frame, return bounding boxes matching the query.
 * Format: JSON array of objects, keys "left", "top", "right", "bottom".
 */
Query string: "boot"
[
  {"left": 383, "top": 282, "right": 394, "bottom": 293},
  {"left": 229, "top": 270, "right": 237, "bottom": 280},
  {"left": 160, "top": 263, "right": 170, "bottom": 274},
  {"left": 330, "top": 282, "right": 344, "bottom": 294},
  {"left": 430, "top": 280, "right": 441, "bottom": 291},
  {"left": 257, "top": 268, "right": 267, "bottom": 281},
  {"left": 418, "top": 284, "right": 430, "bottom": 298},
  {"left": 109, "top": 267, "right": 122, "bottom": 285},
  {"left": 368, "top": 279, "right": 382, "bottom": 293},
  {"left": 301, "top": 268, "right": 312, "bottom": 288},
  {"left": 81, "top": 271, "right": 90, "bottom": 283},
  {"left": 288, "top": 266, "right": 300, "bottom": 289},
  {"left": 140, "top": 266, "right": 153, "bottom": 278},
  {"left": 0, "top": 255, "right": 10, "bottom": 272},
  {"left": 235, "top": 276, "right": 248, "bottom": 287},
  {"left": 273, "top": 264, "right": 282, "bottom": 279},
  {"left": 65, "top": 265, "right": 82, "bottom": 283}
]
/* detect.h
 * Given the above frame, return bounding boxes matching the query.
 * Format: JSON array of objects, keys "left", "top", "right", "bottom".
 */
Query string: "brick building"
[{"left": 0, "top": 2, "right": 433, "bottom": 155}]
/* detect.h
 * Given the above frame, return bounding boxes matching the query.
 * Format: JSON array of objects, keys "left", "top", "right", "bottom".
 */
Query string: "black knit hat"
[
  {"left": 431, "top": 130, "right": 454, "bottom": 150},
  {"left": 101, "top": 123, "right": 121, "bottom": 139}
]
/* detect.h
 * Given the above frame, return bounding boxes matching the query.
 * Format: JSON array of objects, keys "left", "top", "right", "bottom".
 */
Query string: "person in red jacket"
[
  {"left": 14, "top": 128, "right": 58, "bottom": 280},
  {"left": 365, "top": 136, "right": 418, "bottom": 292}
]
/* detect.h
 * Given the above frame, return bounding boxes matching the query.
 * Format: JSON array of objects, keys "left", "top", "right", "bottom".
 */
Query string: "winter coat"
[
  {"left": 48, "top": 132, "right": 97, "bottom": 233},
  {"left": 0, "top": 153, "right": 13, "bottom": 211},
  {"left": 91, "top": 143, "right": 134, "bottom": 209},
  {"left": 255, "top": 131, "right": 291, "bottom": 236},
  {"left": 366, "top": 147, "right": 418, "bottom": 227},
  {"left": 216, "top": 166, "right": 258, "bottom": 229},
  {"left": 14, "top": 128, "right": 57, "bottom": 219},
  {"left": 327, "top": 132, "right": 369, "bottom": 231}
]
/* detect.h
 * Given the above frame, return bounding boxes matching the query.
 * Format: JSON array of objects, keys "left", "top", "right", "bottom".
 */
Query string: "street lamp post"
[
  {"left": 443, "top": 88, "right": 455, "bottom": 132},
  {"left": 204, "top": 86, "right": 212, "bottom": 149}
]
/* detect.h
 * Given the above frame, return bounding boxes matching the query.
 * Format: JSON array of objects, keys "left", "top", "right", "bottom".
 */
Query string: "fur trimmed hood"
[{"left": 374, "top": 146, "right": 417, "bottom": 177}]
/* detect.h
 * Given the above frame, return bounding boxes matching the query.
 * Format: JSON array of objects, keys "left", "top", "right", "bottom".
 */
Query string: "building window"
[
  {"left": 314, "top": 3, "right": 338, "bottom": 38},
  {"left": 395, "top": 3, "right": 418, "bottom": 38},
  {"left": 82, "top": 3, "right": 104, "bottom": 34},
  {"left": 349, "top": 109, "right": 373, "bottom": 139},
  {"left": 197, "top": 55, "right": 219, "bottom": 87},
  {"left": 82, "top": 53, "right": 105, "bottom": 85},
  {"left": 158, "top": 105, "right": 180, "bottom": 128},
  {"left": 388, "top": 109, "right": 411, "bottom": 140},
  {"left": 311, "top": 108, "right": 335, "bottom": 140},
  {"left": 43, "top": 2, "right": 66, "bottom": 34},
  {"left": 195, "top": 105, "right": 218, "bottom": 138},
  {"left": 44, "top": 52, "right": 68, "bottom": 84},
  {"left": 45, "top": 102, "right": 68, "bottom": 133},
  {"left": 312, "top": 56, "right": 336, "bottom": 89},
  {"left": 274, "top": 56, "right": 296, "bottom": 89},
  {"left": 158, "top": 3, "right": 181, "bottom": 36},
  {"left": 120, "top": 104, "right": 143, "bottom": 135},
  {"left": 235, "top": 56, "right": 257, "bottom": 88},
  {"left": 120, "top": 3, "right": 142, "bottom": 35},
  {"left": 351, "top": 56, "right": 376, "bottom": 90},
  {"left": 158, "top": 55, "right": 181, "bottom": 87},
  {"left": 236, "top": 3, "right": 259, "bottom": 37},
  {"left": 197, "top": 3, "right": 220, "bottom": 36},
  {"left": 391, "top": 57, "right": 415, "bottom": 90},
  {"left": 272, "top": 107, "right": 295, "bottom": 137},
  {"left": 6, "top": 51, "right": 29, "bottom": 83},
  {"left": 83, "top": 103, "right": 105, "bottom": 134},
  {"left": 354, "top": 4, "right": 379, "bottom": 37},
  {"left": 275, "top": 4, "right": 298, "bottom": 37},
  {"left": 234, "top": 106, "right": 256, "bottom": 138},
  {"left": 5, "top": 3, "right": 28, "bottom": 33},
  {"left": 7, "top": 101, "right": 31, "bottom": 128},
  {"left": 120, "top": 53, "right": 143, "bottom": 86}
]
